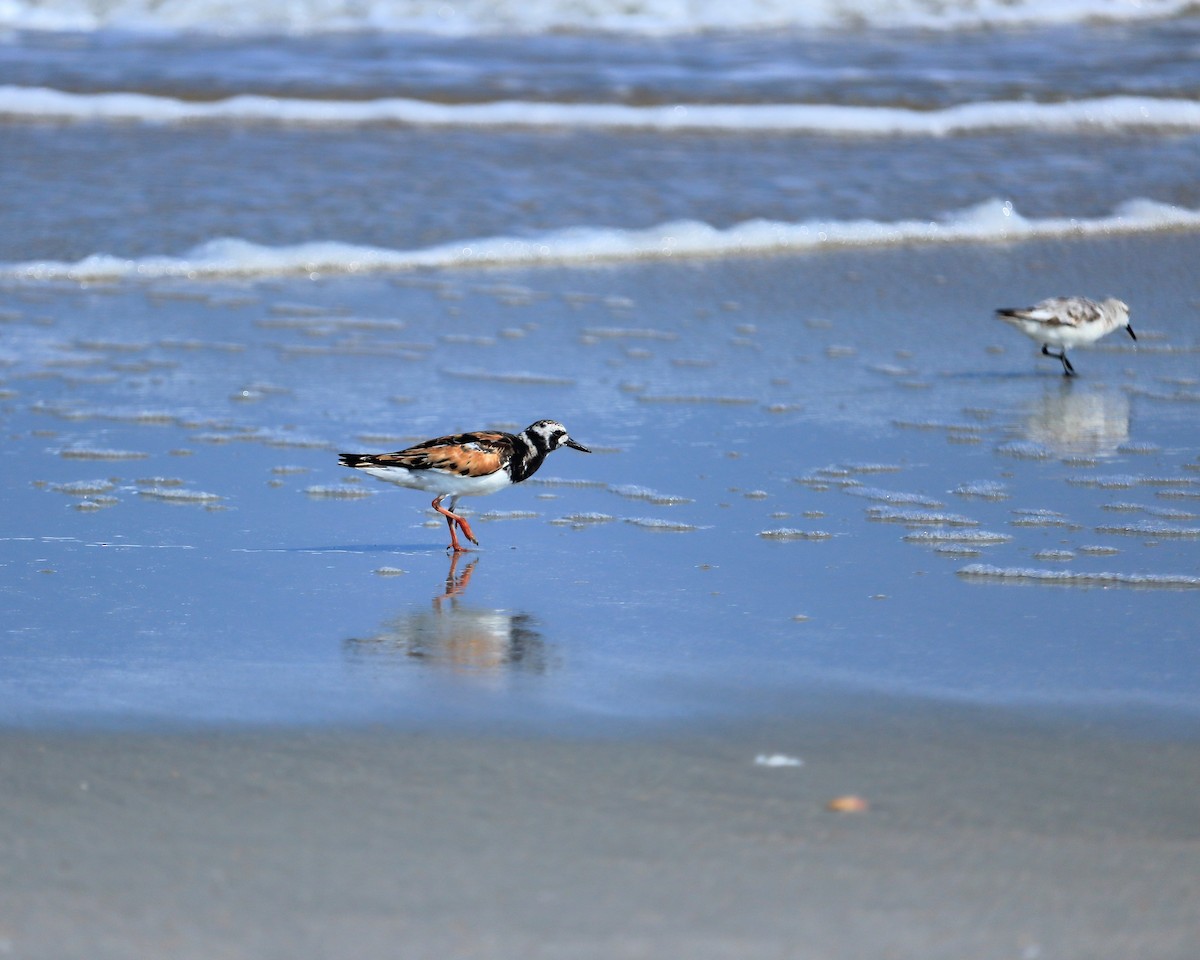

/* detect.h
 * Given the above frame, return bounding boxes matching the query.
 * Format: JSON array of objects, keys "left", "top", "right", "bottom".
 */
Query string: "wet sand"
[{"left": 2, "top": 703, "right": 1198, "bottom": 960}]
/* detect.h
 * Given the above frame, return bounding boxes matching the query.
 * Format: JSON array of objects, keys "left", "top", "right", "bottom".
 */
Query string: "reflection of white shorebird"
[
  {"left": 995, "top": 296, "right": 1135, "bottom": 376},
  {"left": 1023, "top": 383, "right": 1130, "bottom": 456}
]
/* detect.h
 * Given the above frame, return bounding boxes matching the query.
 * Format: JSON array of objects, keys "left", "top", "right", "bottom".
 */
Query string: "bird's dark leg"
[
  {"left": 432, "top": 495, "right": 478, "bottom": 551},
  {"left": 1042, "top": 344, "right": 1076, "bottom": 377}
]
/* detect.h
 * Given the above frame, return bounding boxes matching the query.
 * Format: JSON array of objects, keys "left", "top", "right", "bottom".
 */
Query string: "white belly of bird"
[
  {"left": 1012, "top": 319, "right": 1101, "bottom": 348},
  {"left": 360, "top": 465, "right": 513, "bottom": 497}
]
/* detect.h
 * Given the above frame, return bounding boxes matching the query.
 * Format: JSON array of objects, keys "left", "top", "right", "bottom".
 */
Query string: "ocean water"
[{"left": 1, "top": 0, "right": 1198, "bottom": 729}]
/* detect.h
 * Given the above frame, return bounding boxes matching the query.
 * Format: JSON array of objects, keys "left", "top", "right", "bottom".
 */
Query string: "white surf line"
[
  {"left": 2, "top": 86, "right": 1200, "bottom": 136},
  {"left": 0, "top": 0, "right": 1193, "bottom": 33},
  {"left": 4, "top": 199, "right": 1200, "bottom": 282}
]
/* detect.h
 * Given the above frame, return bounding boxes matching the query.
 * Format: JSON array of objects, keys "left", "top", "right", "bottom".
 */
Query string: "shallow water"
[
  {"left": 2, "top": 234, "right": 1198, "bottom": 729},
  {"left": 4, "top": 2, "right": 1200, "bottom": 730}
]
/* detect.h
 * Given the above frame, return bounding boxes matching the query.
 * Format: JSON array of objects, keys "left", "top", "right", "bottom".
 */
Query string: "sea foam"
[
  {"left": 4, "top": 87, "right": 1200, "bottom": 136},
  {"left": 0, "top": 0, "right": 1190, "bottom": 34},
  {"left": 4, "top": 198, "right": 1197, "bottom": 281}
]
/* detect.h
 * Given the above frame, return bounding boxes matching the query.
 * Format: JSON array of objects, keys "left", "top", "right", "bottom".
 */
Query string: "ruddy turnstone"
[
  {"left": 995, "top": 296, "right": 1135, "bottom": 376},
  {"left": 338, "top": 419, "right": 590, "bottom": 551}
]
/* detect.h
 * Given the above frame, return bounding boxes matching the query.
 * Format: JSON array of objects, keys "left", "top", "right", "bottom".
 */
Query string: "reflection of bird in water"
[
  {"left": 995, "top": 296, "right": 1135, "bottom": 376},
  {"left": 338, "top": 419, "right": 590, "bottom": 551},
  {"left": 344, "top": 555, "right": 551, "bottom": 675},
  {"left": 1021, "top": 382, "right": 1131, "bottom": 456}
]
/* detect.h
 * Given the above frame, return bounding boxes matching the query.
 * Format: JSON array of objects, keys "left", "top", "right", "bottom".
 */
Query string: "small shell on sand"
[{"left": 825, "top": 795, "right": 870, "bottom": 813}]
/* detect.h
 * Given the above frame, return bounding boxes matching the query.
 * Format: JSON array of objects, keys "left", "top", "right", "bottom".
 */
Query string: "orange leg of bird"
[
  {"left": 455, "top": 514, "right": 479, "bottom": 546},
  {"left": 432, "top": 496, "right": 479, "bottom": 551},
  {"left": 443, "top": 513, "right": 466, "bottom": 552}
]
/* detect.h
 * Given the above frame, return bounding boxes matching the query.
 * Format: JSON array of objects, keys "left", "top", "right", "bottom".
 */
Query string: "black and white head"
[{"left": 523, "top": 420, "right": 590, "bottom": 454}]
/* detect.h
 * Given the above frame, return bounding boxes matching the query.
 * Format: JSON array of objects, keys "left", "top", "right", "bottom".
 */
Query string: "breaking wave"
[
  {"left": 4, "top": 198, "right": 1199, "bottom": 282},
  {"left": 1, "top": 0, "right": 1193, "bottom": 34},
  {"left": 4, "top": 87, "right": 1200, "bottom": 136}
]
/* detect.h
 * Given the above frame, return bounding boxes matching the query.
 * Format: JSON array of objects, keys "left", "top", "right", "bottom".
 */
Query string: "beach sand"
[{"left": 2, "top": 703, "right": 1198, "bottom": 960}]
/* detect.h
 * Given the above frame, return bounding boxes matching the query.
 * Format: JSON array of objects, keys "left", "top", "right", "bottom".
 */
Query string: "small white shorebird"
[
  {"left": 995, "top": 296, "right": 1135, "bottom": 376},
  {"left": 338, "top": 419, "right": 590, "bottom": 551}
]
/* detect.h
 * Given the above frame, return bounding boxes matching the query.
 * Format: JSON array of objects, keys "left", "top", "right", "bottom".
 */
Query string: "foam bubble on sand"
[
  {"left": 439, "top": 368, "right": 576, "bottom": 386},
  {"left": 1141, "top": 476, "right": 1200, "bottom": 488},
  {"left": 793, "top": 473, "right": 857, "bottom": 491},
  {"left": 758, "top": 529, "right": 833, "bottom": 541},
  {"left": 1010, "top": 509, "right": 1076, "bottom": 528},
  {"left": 1093, "top": 521, "right": 1200, "bottom": 538},
  {"left": 59, "top": 447, "right": 149, "bottom": 460},
  {"left": 529, "top": 477, "right": 608, "bottom": 489},
  {"left": 1117, "top": 442, "right": 1162, "bottom": 456},
  {"left": 102, "top": 408, "right": 180, "bottom": 425},
  {"left": 135, "top": 477, "right": 185, "bottom": 489},
  {"left": 625, "top": 517, "right": 699, "bottom": 532},
  {"left": 866, "top": 507, "right": 978, "bottom": 527},
  {"left": 73, "top": 497, "right": 120, "bottom": 510},
  {"left": 257, "top": 432, "right": 332, "bottom": 450},
  {"left": 159, "top": 338, "right": 245, "bottom": 353},
  {"left": 894, "top": 419, "right": 985, "bottom": 434},
  {"left": 831, "top": 462, "right": 905, "bottom": 475},
  {"left": 1156, "top": 489, "right": 1200, "bottom": 501},
  {"left": 994, "top": 440, "right": 1055, "bottom": 461},
  {"left": 50, "top": 479, "right": 118, "bottom": 496},
  {"left": 844, "top": 487, "right": 944, "bottom": 507},
  {"left": 952, "top": 481, "right": 1010, "bottom": 501},
  {"left": 304, "top": 485, "right": 376, "bottom": 499},
  {"left": 581, "top": 326, "right": 677, "bottom": 341},
  {"left": 958, "top": 564, "right": 1200, "bottom": 589},
  {"left": 1105, "top": 503, "right": 1198, "bottom": 520},
  {"left": 1066, "top": 474, "right": 1144, "bottom": 489},
  {"left": 1145, "top": 506, "right": 1199, "bottom": 520},
  {"left": 609, "top": 484, "right": 693, "bottom": 506},
  {"left": 139, "top": 487, "right": 222, "bottom": 503},
  {"left": 550, "top": 513, "right": 616, "bottom": 525},
  {"left": 903, "top": 530, "right": 1012, "bottom": 544}
]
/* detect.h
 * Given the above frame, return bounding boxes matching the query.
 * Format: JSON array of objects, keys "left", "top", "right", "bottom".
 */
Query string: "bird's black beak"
[
  {"left": 1125, "top": 324, "right": 1137, "bottom": 342},
  {"left": 565, "top": 438, "right": 590, "bottom": 453}
]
